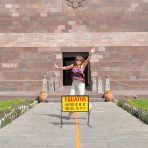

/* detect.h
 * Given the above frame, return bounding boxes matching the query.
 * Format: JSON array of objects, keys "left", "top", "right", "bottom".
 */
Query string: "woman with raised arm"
[{"left": 55, "top": 48, "right": 96, "bottom": 116}]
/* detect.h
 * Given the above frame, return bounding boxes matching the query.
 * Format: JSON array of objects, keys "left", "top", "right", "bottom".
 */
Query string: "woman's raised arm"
[{"left": 82, "top": 48, "right": 96, "bottom": 68}]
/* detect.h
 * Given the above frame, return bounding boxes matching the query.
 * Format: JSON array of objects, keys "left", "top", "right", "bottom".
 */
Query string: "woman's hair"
[{"left": 74, "top": 55, "right": 85, "bottom": 66}]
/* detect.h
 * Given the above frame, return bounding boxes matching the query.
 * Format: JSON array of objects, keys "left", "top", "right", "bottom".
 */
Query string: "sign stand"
[
  {"left": 61, "top": 95, "right": 90, "bottom": 127},
  {"left": 87, "top": 111, "right": 90, "bottom": 125},
  {"left": 60, "top": 109, "right": 63, "bottom": 128}
]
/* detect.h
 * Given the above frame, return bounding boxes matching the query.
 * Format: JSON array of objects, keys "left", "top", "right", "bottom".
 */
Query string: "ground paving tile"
[{"left": 0, "top": 102, "right": 148, "bottom": 148}]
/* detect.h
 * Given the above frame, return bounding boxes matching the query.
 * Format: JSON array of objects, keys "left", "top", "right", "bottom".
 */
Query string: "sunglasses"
[{"left": 76, "top": 59, "right": 82, "bottom": 61}]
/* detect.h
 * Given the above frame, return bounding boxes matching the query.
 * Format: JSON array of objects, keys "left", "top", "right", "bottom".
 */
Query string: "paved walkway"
[{"left": 0, "top": 102, "right": 148, "bottom": 148}]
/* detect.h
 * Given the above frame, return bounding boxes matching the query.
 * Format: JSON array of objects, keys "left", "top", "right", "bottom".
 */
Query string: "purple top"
[{"left": 71, "top": 66, "right": 85, "bottom": 82}]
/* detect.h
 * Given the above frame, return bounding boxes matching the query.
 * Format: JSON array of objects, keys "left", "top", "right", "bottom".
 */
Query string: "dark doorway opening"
[{"left": 63, "top": 52, "right": 90, "bottom": 86}]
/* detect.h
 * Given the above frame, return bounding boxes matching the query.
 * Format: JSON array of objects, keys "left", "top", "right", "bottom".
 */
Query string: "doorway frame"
[{"left": 62, "top": 52, "right": 90, "bottom": 86}]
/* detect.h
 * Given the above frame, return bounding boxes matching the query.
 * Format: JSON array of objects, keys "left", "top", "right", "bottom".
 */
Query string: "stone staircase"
[
  {"left": 0, "top": 86, "right": 104, "bottom": 101},
  {"left": 47, "top": 86, "right": 104, "bottom": 102}
]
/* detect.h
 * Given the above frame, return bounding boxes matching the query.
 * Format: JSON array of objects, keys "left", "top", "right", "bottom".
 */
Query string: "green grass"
[
  {"left": 0, "top": 98, "right": 31, "bottom": 111},
  {"left": 0, "top": 98, "right": 35, "bottom": 128},
  {"left": 128, "top": 99, "right": 148, "bottom": 110}
]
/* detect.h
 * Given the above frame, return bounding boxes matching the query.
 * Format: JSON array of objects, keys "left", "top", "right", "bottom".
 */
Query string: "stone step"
[
  {"left": 47, "top": 86, "right": 103, "bottom": 98},
  {"left": 0, "top": 88, "right": 104, "bottom": 100},
  {"left": 48, "top": 93, "right": 103, "bottom": 99},
  {"left": 47, "top": 97, "right": 105, "bottom": 102}
]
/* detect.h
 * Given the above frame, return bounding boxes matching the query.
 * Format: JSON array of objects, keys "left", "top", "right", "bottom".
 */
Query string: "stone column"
[
  {"left": 104, "top": 74, "right": 111, "bottom": 92},
  {"left": 42, "top": 75, "right": 48, "bottom": 93},
  {"left": 97, "top": 77, "right": 103, "bottom": 94},
  {"left": 92, "top": 76, "right": 97, "bottom": 92},
  {"left": 48, "top": 72, "right": 56, "bottom": 94}
]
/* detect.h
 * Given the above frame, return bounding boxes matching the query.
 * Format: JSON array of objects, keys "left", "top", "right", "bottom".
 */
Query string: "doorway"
[{"left": 62, "top": 52, "right": 90, "bottom": 86}]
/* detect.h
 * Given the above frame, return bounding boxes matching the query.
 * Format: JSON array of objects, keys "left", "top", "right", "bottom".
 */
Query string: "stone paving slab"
[
  {"left": 78, "top": 102, "right": 148, "bottom": 148},
  {"left": 0, "top": 102, "right": 148, "bottom": 148}
]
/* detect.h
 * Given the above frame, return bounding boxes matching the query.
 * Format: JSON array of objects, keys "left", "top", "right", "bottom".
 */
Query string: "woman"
[{"left": 55, "top": 48, "right": 96, "bottom": 116}]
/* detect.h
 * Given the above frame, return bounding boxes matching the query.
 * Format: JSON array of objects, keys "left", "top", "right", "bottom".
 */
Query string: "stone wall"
[
  {"left": 0, "top": 0, "right": 148, "bottom": 92},
  {"left": 0, "top": 46, "right": 148, "bottom": 91},
  {"left": 0, "top": 0, "right": 147, "bottom": 32}
]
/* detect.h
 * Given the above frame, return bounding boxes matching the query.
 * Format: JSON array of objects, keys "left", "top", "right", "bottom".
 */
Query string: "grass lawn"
[
  {"left": 128, "top": 99, "right": 148, "bottom": 110},
  {"left": 0, "top": 98, "right": 35, "bottom": 128},
  {"left": 0, "top": 98, "right": 33, "bottom": 111}
]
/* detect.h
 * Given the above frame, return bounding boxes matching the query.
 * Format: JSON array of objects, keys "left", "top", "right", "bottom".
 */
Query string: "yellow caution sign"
[{"left": 61, "top": 95, "right": 89, "bottom": 112}]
